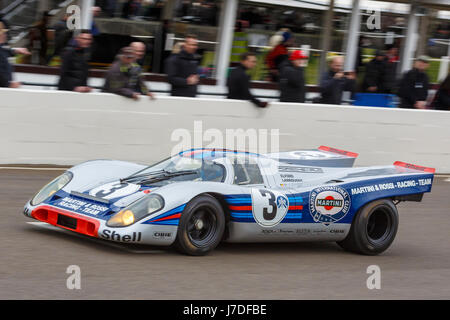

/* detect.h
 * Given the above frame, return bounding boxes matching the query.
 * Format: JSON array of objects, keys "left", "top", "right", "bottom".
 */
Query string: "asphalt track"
[{"left": 1, "top": 169, "right": 449, "bottom": 300}]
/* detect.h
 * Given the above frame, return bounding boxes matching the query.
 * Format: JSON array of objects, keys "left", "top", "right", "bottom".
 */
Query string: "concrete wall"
[{"left": 1, "top": 88, "right": 449, "bottom": 173}]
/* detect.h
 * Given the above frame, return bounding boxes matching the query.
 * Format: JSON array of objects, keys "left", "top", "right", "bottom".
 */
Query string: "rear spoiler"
[
  {"left": 394, "top": 161, "right": 435, "bottom": 173},
  {"left": 318, "top": 146, "right": 359, "bottom": 158}
]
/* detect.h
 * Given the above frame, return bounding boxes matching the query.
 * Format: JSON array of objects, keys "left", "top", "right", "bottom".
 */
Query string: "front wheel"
[
  {"left": 337, "top": 199, "right": 399, "bottom": 255},
  {"left": 175, "top": 195, "right": 225, "bottom": 256}
]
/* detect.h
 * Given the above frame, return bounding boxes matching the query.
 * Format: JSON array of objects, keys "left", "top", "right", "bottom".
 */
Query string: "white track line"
[{"left": 26, "top": 222, "right": 165, "bottom": 254}]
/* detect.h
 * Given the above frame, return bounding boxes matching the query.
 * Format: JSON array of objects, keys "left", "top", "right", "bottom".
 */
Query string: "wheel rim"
[
  {"left": 187, "top": 206, "right": 218, "bottom": 247},
  {"left": 366, "top": 206, "right": 393, "bottom": 245}
]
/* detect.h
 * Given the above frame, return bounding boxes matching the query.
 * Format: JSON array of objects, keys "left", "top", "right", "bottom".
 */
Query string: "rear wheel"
[
  {"left": 337, "top": 199, "right": 398, "bottom": 255},
  {"left": 175, "top": 195, "right": 225, "bottom": 256}
]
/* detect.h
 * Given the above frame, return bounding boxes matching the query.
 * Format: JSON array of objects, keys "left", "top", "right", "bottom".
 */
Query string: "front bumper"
[{"left": 24, "top": 201, "right": 177, "bottom": 246}]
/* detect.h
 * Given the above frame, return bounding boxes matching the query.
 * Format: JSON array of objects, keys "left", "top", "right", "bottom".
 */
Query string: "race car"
[{"left": 23, "top": 146, "right": 435, "bottom": 256}]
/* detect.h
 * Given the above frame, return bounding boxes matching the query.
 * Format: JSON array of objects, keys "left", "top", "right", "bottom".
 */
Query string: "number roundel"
[
  {"left": 251, "top": 188, "right": 289, "bottom": 227},
  {"left": 89, "top": 182, "right": 140, "bottom": 200}
]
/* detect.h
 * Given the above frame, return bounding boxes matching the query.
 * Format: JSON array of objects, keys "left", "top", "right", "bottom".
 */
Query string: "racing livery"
[{"left": 23, "top": 146, "right": 435, "bottom": 255}]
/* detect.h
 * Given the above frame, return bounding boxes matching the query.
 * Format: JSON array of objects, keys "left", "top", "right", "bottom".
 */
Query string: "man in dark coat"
[
  {"left": 227, "top": 52, "right": 268, "bottom": 108},
  {"left": 319, "top": 56, "right": 356, "bottom": 105},
  {"left": 166, "top": 34, "right": 199, "bottom": 97},
  {"left": 103, "top": 47, "right": 154, "bottom": 100},
  {"left": 382, "top": 46, "right": 399, "bottom": 94},
  {"left": 431, "top": 75, "right": 450, "bottom": 111},
  {"left": 0, "top": 22, "right": 30, "bottom": 88},
  {"left": 397, "top": 56, "right": 430, "bottom": 109},
  {"left": 362, "top": 50, "right": 386, "bottom": 93},
  {"left": 58, "top": 30, "right": 93, "bottom": 92},
  {"left": 279, "top": 50, "right": 308, "bottom": 103}
]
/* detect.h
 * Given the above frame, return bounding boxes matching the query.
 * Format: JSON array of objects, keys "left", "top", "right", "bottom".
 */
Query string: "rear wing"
[
  {"left": 394, "top": 161, "right": 436, "bottom": 174},
  {"left": 267, "top": 146, "right": 358, "bottom": 168}
]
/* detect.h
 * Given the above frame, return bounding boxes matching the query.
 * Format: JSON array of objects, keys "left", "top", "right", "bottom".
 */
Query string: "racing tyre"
[
  {"left": 337, "top": 199, "right": 399, "bottom": 255},
  {"left": 175, "top": 194, "right": 225, "bottom": 256}
]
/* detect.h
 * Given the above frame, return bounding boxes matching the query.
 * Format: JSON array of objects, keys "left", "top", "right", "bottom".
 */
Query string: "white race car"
[{"left": 23, "top": 147, "right": 434, "bottom": 255}]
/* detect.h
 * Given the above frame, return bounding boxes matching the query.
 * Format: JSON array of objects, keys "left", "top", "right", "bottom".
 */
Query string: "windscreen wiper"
[
  {"left": 139, "top": 170, "right": 198, "bottom": 185},
  {"left": 120, "top": 170, "right": 166, "bottom": 183}
]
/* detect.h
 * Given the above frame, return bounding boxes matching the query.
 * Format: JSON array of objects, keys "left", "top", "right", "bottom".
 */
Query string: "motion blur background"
[{"left": 1, "top": 0, "right": 449, "bottom": 87}]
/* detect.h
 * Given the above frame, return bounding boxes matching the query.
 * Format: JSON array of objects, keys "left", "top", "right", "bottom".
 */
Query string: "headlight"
[
  {"left": 106, "top": 194, "right": 164, "bottom": 227},
  {"left": 31, "top": 171, "right": 73, "bottom": 205}
]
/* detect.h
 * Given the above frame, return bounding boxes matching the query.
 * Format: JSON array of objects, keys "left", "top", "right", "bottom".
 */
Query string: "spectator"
[
  {"left": 58, "top": 30, "right": 93, "bottom": 93},
  {"left": 51, "top": 13, "right": 73, "bottom": 59},
  {"left": 430, "top": 75, "right": 450, "bottom": 111},
  {"left": 362, "top": 50, "right": 386, "bottom": 93},
  {"left": 382, "top": 46, "right": 399, "bottom": 94},
  {"left": 130, "top": 41, "right": 146, "bottom": 66},
  {"left": 227, "top": 52, "right": 268, "bottom": 108},
  {"left": 398, "top": 56, "right": 430, "bottom": 109},
  {"left": 166, "top": 34, "right": 199, "bottom": 97},
  {"left": 0, "top": 23, "right": 30, "bottom": 88},
  {"left": 279, "top": 50, "right": 308, "bottom": 103},
  {"left": 30, "top": 11, "right": 51, "bottom": 65},
  {"left": 266, "top": 30, "right": 292, "bottom": 82},
  {"left": 319, "top": 56, "right": 356, "bottom": 105},
  {"left": 103, "top": 46, "right": 154, "bottom": 100}
]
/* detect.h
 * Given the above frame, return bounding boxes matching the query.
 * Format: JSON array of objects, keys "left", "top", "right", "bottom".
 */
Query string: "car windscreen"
[{"left": 129, "top": 155, "right": 225, "bottom": 184}]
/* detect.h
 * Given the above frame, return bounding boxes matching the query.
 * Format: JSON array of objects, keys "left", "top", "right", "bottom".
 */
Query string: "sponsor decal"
[
  {"left": 153, "top": 232, "right": 172, "bottom": 239},
  {"left": 350, "top": 178, "right": 432, "bottom": 195},
  {"left": 55, "top": 197, "right": 109, "bottom": 215},
  {"left": 279, "top": 166, "right": 323, "bottom": 173},
  {"left": 280, "top": 174, "right": 303, "bottom": 183},
  {"left": 309, "top": 186, "right": 351, "bottom": 225},
  {"left": 101, "top": 229, "right": 142, "bottom": 242},
  {"left": 296, "top": 228, "right": 312, "bottom": 235},
  {"left": 261, "top": 229, "right": 294, "bottom": 235},
  {"left": 329, "top": 229, "right": 345, "bottom": 234}
]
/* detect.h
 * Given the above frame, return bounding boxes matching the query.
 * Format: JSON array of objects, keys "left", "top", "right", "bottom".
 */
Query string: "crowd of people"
[{"left": 0, "top": 16, "right": 449, "bottom": 110}]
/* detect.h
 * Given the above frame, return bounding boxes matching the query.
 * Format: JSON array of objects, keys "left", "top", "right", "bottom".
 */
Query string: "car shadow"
[{"left": 23, "top": 222, "right": 347, "bottom": 256}]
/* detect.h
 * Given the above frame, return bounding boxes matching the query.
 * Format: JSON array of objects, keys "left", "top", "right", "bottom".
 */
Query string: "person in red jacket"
[{"left": 266, "top": 31, "right": 292, "bottom": 82}]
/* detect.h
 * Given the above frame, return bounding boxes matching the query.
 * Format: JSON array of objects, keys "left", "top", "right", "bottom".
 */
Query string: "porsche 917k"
[{"left": 23, "top": 147, "right": 434, "bottom": 255}]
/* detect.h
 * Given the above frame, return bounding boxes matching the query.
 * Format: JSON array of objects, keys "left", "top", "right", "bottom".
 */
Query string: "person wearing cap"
[
  {"left": 58, "top": 30, "right": 93, "bottom": 92},
  {"left": 397, "top": 56, "right": 430, "bottom": 109},
  {"left": 362, "top": 50, "right": 387, "bottom": 93},
  {"left": 266, "top": 30, "right": 293, "bottom": 82},
  {"left": 0, "top": 22, "right": 30, "bottom": 88},
  {"left": 279, "top": 50, "right": 308, "bottom": 103},
  {"left": 103, "top": 46, "right": 154, "bottom": 100},
  {"left": 227, "top": 52, "right": 268, "bottom": 108},
  {"left": 319, "top": 56, "right": 356, "bottom": 105}
]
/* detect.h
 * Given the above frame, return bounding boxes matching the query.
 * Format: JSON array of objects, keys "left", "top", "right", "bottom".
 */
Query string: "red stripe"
[
  {"left": 229, "top": 205, "right": 252, "bottom": 211},
  {"left": 288, "top": 205, "right": 303, "bottom": 210},
  {"left": 150, "top": 213, "right": 181, "bottom": 222}
]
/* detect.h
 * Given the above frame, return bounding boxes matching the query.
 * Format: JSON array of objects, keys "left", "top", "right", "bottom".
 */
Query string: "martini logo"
[
  {"left": 316, "top": 197, "right": 343, "bottom": 209},
  {"left": 309, "top": 186, "right": 350, "bottom": 224}
]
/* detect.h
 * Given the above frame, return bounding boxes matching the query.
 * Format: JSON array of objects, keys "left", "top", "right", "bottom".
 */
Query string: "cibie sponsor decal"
[{"left": 309, "top": 186, "right": 351, "bottom": 224}]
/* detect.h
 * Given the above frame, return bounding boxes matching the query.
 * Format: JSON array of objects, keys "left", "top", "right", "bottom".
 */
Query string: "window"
[{"left": 230, "top": 155, "right": 264, "bottom": 185}]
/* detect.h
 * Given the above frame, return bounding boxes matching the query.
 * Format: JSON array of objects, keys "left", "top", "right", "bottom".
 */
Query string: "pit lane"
[{"left": 1, "top": 169, "right": 449, "bottom": 299}]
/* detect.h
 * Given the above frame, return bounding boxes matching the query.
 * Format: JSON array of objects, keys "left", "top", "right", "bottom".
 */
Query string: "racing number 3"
[
  {"left": 259, "top": 189, "right": 277, "bottom": 221},
  {"left": 95, "top": 183, "right": 128, "bottom": 198},
  {"left": 251, "top": 188, "right": 289, "bottom": 227}
]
